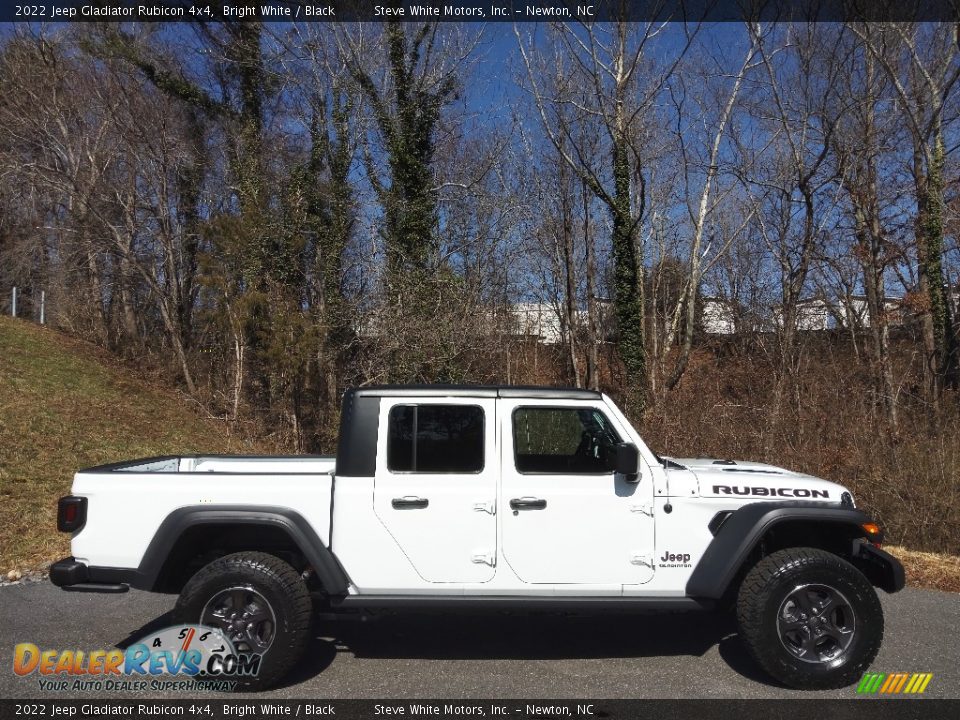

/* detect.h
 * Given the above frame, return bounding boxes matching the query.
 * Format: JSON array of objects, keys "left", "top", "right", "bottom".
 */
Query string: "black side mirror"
[{"left": 615, "top": 442, "right": 640, "bottom": 482}]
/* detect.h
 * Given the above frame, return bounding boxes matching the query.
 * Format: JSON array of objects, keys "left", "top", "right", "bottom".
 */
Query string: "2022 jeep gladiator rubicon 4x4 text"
[{"left": 50, "top": 385, "right": 904, "bottom": 690}]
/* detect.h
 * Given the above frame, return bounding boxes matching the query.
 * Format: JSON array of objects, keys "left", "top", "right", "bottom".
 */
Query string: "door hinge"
[
  {"left": 471, "top": 551, "right": 496, "bottom": 567},
  {"left": 630, "top": 554, "right": 653, "bottom": 568},
  {"left": 630, "top": 503, "right": 654, "bottom": 517},
  {"left": 473, "top": 501, "right": 496, "bottom": 515}
]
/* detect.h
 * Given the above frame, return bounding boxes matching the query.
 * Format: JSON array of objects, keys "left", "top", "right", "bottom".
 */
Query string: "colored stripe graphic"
[
  {"left": 892, "top": 673, "right": 909, "bottom": 693},
  {"left": 857, "top": 672, "right": 932, "bottom": 694}
]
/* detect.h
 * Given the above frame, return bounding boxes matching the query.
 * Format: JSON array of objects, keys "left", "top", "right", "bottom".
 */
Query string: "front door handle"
[
  {"left": 392, "top": 496, "right": 429, "bottom": 509},
  {"left": 509, "top": 497, "right": 547, "bottom": 510}
]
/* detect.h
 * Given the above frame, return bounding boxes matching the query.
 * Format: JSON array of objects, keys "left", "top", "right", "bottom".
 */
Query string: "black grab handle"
[
  {"left": 509, "top": 497, "right": 547, "bottom": 510},
  {"left": 392, "top": 497, "right": 429, "bottom": 510}
]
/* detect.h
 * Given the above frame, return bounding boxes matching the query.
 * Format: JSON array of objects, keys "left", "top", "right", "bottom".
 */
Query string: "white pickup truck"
[{"left": 51, "top": 385, "right": 903, "bottom": 690}]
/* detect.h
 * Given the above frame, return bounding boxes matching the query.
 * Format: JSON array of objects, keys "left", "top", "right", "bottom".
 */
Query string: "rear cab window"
[{"left": 387, "top": 404, "right": 485, "bottom": 473}]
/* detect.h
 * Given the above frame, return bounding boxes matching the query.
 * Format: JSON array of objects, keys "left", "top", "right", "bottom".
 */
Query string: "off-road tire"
[
  {"left": 175, "top": 552, "right": 312, "bottom": 691},
  {"left": 736, "top": 547, "right": 883, "bottom": 689}
]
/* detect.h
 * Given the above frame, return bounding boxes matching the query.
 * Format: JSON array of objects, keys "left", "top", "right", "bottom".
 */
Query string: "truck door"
[
  {"left": 373, "top": 397, "right": 497, "bottom": 583},
  {"left": 499, "top": 400, "right": 655, "bottom": 585}
]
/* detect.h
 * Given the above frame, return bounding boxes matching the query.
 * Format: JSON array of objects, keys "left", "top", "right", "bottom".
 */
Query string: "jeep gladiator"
[{"left": 50, "top": 385, "right": 904, "bottom": 690}]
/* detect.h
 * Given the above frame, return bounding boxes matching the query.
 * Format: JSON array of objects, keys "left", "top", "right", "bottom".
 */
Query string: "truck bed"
[{"left": 70, "top": 455, "right": 337, "bottom": 569}]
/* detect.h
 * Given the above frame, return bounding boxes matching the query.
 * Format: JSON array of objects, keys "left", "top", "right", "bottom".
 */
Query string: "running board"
[{"left": 329, "top": 595, "right": 714, "bottom": 612}]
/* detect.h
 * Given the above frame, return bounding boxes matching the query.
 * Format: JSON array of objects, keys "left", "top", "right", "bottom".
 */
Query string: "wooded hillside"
[{"left": 0, "top": 20, "right": 958, "bottom": 552}]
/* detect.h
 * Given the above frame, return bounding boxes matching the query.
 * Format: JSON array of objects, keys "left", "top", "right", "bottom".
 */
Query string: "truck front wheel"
[
  {"left": 174, "top": 551, "right": 312, "bottom": 691},
  {"left": 736, "top": 547, "right": 883, "bottom": 689}
]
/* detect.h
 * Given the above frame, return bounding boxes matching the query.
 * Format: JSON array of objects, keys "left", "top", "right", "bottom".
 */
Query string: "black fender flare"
[
  {"left": 132, "top": 505, "right": 350, "bottom": 595},
  {"left": 685, "top": 502, "right": 882, "bottom": 600}
]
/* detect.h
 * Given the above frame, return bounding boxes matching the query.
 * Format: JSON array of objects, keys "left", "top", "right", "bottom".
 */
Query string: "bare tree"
[
  {"left": 337, "top": 19, "right": 478, "bottom": 277},
  {"left": 735, "top": 23, "right": 847, "bottom": 422},
  {"left": 516, "top": 16, "right": 699, "bottom": 410},
  {"left": 851, "top": 22, "right": 960, "bottom": 401},
  {"left": 0, "top": 30, "right": 120, "bottom": 344},
  {"left": 660, "top": 28, "right": 759, "bottom": 392},
  {"left": 829, "top": 29, "right": 904, "bottom": 428}
]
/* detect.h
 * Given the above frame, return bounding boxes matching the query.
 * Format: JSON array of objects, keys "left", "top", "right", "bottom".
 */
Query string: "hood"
[{"left": 665, "top": 457, "right": 851, "bottom": 504}]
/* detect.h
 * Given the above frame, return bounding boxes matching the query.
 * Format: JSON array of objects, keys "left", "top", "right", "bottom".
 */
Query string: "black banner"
[
  {"left": 0, "top": 700, "right": 958, "bottom": 720},
  {"left": 4, "top": 0, "right": 960, "bottom": 24}
]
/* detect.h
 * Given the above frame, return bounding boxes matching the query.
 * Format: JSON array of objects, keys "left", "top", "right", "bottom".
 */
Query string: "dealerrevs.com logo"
[{"left": 12, "top": 624, "right": 261, "bottom": 692}]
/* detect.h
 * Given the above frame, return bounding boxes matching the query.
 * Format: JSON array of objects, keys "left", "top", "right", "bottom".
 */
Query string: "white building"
[
  {"left": 771, "top": 295, "right": 908, "bottom": 332},
  {"left": 702, "top": 299, "right": 737, "bottom": 334},
  {"left": 509, "top": 302, "right": 565, "bottom": 344},
  {"left": 496, "top": 300, "right": 615, "bottom": 345}
]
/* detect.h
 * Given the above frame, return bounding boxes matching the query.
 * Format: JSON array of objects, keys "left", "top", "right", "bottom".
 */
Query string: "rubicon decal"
[
  {"left": 857, "top": 672, "right": 933, "bottom": 694},
  {"left": 712, "top": 485, "right": 829, "bottom": 499}
]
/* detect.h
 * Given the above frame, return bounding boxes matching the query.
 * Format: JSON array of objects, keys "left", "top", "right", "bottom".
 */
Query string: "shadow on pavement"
[
  {"left": 275, "top": 637, "right": 338, "bottom": 689},
  {"left": 115, "top": 610, "right": 176, "bottom": 649},
  {"left": 319, "top": 611, "right": 739, "bottom": 661},
  {"left": 716, "top": 633, "right": 784, "bottom": 687},
  {"left": 120, "top": 608, "right": 782, "bottom": 690},
  {"left": 116, "top": 609, "right": 339, "bottom": 690}
]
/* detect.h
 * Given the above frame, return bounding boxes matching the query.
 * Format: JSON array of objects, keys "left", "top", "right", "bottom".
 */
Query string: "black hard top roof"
[{"left": 347, "top": 384, "right": 602, "bottom": 400}]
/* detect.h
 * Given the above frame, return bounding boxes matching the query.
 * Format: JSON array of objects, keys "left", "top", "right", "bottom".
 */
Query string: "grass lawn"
[{"left": 0, "top": 317, "right": 267, "bottom": 572}]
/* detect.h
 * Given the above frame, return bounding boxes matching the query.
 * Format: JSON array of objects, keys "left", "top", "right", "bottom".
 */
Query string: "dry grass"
[
  {"left": 640, "top": 338, "right": 960, "bottom": 592},
  {"left": 644, "top": 335, "right": 960, "bottom": 556},
  {"left": 0, "top": 317, "right": 272, "bottom": 574},
  {"left": 886, "top": 546, "right": 960, "bottom": 594}
]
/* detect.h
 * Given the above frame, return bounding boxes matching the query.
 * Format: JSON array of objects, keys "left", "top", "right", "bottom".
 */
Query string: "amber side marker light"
[{"left": 862, "top": 522, "right": 883, "bottom": 547}]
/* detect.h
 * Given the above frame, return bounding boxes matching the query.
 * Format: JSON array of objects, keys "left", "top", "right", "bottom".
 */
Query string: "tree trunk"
[
  {"left": 920, "top": 124, "right": 959, "bottom": 392},
  {"left": 665, "top": 36, "right": 753, "bottom": 391},
  {"left": 118, "top": 243, "right": 140, "bottom": 345},
  {"left": 611, "top": 136, "right": 646, "bottom": 410},
  {"left": 230, "top": 304, "right": 245, "bottom": 421},
  {"left": 559, "top": 159, "right": 581, "bottom": 387},
  {"left": 583, "top": 179, "right": 599, "bottom": 391}
]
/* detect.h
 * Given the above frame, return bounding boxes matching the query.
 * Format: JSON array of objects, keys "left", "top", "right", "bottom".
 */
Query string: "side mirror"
[{"left": 615, "top": 442, "right": 640, "bottom": 482}]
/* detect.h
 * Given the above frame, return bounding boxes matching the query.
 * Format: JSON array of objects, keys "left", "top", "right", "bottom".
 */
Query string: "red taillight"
[{"left": 57, "top": 496, "right": 87, "bottom": 533}]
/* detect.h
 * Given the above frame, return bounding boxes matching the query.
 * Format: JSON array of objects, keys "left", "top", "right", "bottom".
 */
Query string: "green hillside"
[{"left": 0, "top": 317, "right": 267, "bottom": 572}]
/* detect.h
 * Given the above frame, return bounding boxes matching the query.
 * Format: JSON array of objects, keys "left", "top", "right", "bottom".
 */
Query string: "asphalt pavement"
[{"left": 0, "top": 580, "right": 956, "bottom": 699}]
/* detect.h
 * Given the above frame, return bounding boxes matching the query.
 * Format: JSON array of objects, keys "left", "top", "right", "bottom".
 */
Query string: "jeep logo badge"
[{"left": 659, "top": 551, "right": 692, "bottom": 568}]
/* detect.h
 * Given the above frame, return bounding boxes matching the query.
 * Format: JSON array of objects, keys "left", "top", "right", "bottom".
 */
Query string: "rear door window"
[{"left": 387, "top": 404, "right": 485, "bottom": 473}]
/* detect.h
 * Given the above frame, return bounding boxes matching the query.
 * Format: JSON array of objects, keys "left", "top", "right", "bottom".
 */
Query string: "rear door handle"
[
  {"left": 509, "top": 497, "right": 547, "bottom": 510},
  {"left": 392, "top": 496, "right": 429, "bottom": 509}
]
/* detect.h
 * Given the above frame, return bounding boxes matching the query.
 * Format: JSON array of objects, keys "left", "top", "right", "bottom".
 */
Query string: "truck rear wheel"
[
  {"left": 174, "top": 551, "right": 312, "bottom": 691},
  {"left": 736, "top": 547, "right": 883, "bottom": 689}
]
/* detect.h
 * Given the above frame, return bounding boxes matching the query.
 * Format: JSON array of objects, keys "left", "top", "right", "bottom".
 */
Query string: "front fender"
[{"left": 685, "top": 501, "right": 889, "bottom": 599}]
